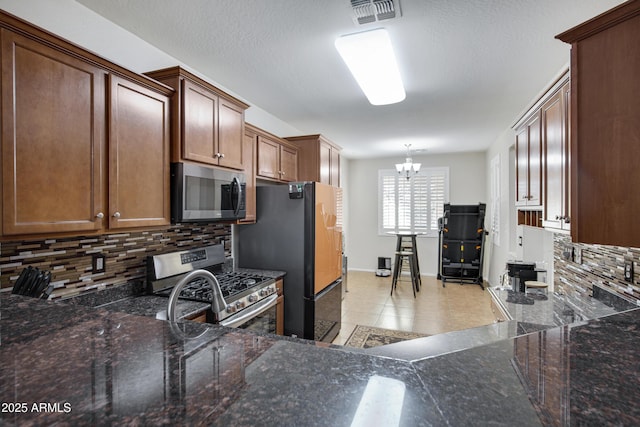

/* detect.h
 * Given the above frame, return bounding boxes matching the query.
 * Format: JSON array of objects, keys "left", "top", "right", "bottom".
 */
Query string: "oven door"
[
  {"left": 172, "top": 162, "right": 246, "bottom": 222},
  {"left": 219, "top": 294, "right": 278, "bottom": 334}
]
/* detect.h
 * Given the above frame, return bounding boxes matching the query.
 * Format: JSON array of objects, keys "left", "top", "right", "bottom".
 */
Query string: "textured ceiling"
[{"left": 74, "top": 0, "right": 625, "bottom": 158}]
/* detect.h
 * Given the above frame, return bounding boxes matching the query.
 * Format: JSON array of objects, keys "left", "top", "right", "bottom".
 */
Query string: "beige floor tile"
[{"left": 335, "top": 271, "right": 498, "bottom": 343}]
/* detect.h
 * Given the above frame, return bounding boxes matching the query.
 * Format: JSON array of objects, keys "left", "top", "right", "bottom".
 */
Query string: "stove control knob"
[
  {"left": 226, "top": 305, "right": 236, "bottom": 314},
  {"left": 235, "top": 301, "right": 245, "bottom": 309},
  {"left": 259, "top": 289, "right": 267, "bottom": 297},
  {"left": 248, "top": 295, "right": 258, "bottom": 303}
]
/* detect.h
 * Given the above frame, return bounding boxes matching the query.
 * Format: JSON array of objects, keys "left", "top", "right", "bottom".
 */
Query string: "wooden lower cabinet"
[{"left": 275, "top": 278, "right": 284, "bottom": 335}]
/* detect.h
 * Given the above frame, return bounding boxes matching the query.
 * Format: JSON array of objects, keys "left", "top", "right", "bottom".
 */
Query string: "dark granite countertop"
[
  {"left": 61, "top": 268, "right": 287, "bottom": 321},
  {"left": 2, "top": 294, "right": 639, "bottom": 426},
  {"left": 487, "top": 285, "right": 627, "bottom": 327}
]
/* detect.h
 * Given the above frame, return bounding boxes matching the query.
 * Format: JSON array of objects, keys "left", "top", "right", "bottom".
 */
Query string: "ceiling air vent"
[{"left": 350, "top": 0, "right": 401, "bottom": 25}]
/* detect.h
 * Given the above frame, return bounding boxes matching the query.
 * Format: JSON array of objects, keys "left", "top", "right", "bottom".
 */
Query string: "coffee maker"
[{"left": 506, "top": 261, "right": 536, "bottom": 292}]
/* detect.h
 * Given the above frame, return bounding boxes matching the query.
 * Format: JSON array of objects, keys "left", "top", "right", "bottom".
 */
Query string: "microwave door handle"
[{"left": 232, "top": 177, "right": 242, "bottom": 216}]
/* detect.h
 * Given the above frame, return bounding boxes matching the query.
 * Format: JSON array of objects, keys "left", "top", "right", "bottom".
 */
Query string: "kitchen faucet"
[{"left": 167, "top": 269, "right": 226, "bottom": 322}]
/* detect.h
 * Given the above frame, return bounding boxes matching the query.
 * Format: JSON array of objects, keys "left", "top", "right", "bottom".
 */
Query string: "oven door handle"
[{"left": 220, "top": 293, "right": 278, "bottom": 328}]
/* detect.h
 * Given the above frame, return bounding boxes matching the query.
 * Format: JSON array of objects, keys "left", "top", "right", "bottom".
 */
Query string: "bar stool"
[
  {"left": 393, "top": 233, "right": 422, "bottom": 291},
  {"left": 391, "top": 250, "right": 419, "bottom": 297}
]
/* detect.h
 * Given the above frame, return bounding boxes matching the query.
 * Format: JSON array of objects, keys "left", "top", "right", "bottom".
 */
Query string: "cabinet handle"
[
  {"left": 113, "top": 212, "right": 121, "bottom": 219},
  {"left": 95, "top": 212, "right": 104, "bottom": 219},
  {"left": 555, "top": 215, "right": 560, "bottom": 220}
]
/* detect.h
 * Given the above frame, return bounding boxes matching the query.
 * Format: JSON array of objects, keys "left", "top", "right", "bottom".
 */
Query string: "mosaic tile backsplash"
[
  {"left": 0, "top": 223, "right": 231, "bottom": 299},
  {"left": 554, "top": 234, "right": 640, "bottom": 305}
]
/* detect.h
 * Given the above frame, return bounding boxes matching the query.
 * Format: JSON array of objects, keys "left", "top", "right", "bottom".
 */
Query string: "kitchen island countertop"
[{"left": 2, "top": 294, "right": 639, "bottom": 426}]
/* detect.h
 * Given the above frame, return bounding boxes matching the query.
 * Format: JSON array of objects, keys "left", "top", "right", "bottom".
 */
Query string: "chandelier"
[{"left": 395, "top": 144, "right": 421, "bottom": 179}]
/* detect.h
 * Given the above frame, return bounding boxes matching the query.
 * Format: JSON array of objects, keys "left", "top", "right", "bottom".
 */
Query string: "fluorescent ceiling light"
[{"left": 335, "top": 28, "right": 406, "bottom": 106}]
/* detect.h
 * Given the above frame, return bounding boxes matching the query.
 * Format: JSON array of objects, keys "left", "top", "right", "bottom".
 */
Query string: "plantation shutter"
[{"left": 378, "top": 167, "right": 449, "bottom": 236}]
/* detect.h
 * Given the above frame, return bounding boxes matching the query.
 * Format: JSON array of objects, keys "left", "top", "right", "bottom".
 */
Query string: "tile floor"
[{"left": 332, "top": 270, "right": 498, "bottom": 345}]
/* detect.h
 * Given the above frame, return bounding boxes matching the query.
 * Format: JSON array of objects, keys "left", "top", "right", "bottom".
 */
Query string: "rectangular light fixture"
[{"left": 335, "top": 28, "right": 406, "bottom": 106}]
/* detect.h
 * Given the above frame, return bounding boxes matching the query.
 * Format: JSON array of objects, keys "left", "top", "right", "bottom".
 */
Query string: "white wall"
[
  {"left": 0, "top": 0, "right": 301, "bottom": 139},
  {"left": 484, "top": 128, "right": 517, "bottom": 286},
  {"left": 346, "top": 152, "right": 486, "bottom": 275}
]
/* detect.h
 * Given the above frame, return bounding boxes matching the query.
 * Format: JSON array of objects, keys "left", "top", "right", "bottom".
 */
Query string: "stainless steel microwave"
[{"left": 171, "top": 162, "right": 246, "bottom": 222}]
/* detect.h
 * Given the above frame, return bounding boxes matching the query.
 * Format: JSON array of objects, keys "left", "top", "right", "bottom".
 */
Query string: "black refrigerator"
[{"left": 236, "top": 182, "right": 342, "bottom": 342}]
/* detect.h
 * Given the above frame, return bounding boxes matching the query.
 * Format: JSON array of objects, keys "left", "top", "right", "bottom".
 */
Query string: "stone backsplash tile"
[
  {"left": 0, "top": 223, "right": 231, "bottom": 299},
  {"left": 554, "top": 234, "right": 639, "bottom": 304}
]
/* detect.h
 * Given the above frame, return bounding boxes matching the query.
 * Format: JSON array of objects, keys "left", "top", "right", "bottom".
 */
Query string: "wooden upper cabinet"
[
  {"left": 285, "top": 135, "right": 341, "bottom": 186},
  {"left": 1, "top": 29, "right": 106, "bottom": 235},
  {"left": 108, "top": 75, "right": 171, "bottom": 229},
  {"left": 239, "top": 125, "right": 258, "bottom": 223},
  {"left": 144, "top": 66, "right": 249, "bottom": 170},
  {"left": 279, "top": 144, "right": 299, "bottom": 182},
  {"left": 515, "top": 113, "right": 542, "bottom": 207},
  {"left": 542, "top": 80, "right": 571, "bottom": 232},
  {"left": 255, "top": 127, "right": 298, "bottom": 183},
  {"left": 0, "top": 12, "right": 174, "bottom": 238},
  {"left": 556, "top": 1, "right": 640, "bottom": 246},
  {"left": 183, "top": 79, "right": 218, "bottom": 163}
]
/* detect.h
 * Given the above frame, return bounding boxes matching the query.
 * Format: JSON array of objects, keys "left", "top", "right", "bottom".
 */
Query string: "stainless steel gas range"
[{"left": 146, "top": 244, "right": 278, "bottom": 331}]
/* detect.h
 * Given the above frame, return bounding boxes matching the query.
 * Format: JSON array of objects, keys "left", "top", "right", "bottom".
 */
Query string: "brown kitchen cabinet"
[
  {"left": 144, "top": 66, "right": 249, "bottom": 170},
  {"left": 0, "top": 13, "right": 173, "bottom": 237},
  {"left": 256, "top": 128, "right": 298, "bottom": 183},
  {"left": 556, "top": 1, "right": 640, "bottom": 247},
  {"left": 285, "top": 134, "right": 342, "bottom": 186},
  {"left": 238, "top": 124, "right": 259, "bottom": 224},
  {"left": 1, "top": 28, "right": 106, "bottom": 236},
  {"left": 541, "top": 79, "right": 571, "bottom": 232},
  {"left": 515, "top": 112, "right": 542, "bottom": 208},
  {"left": 275, "top": 278, "right": 284, "bottom": 335},
  {"left": 108, "top": 74, "right": 171, "bottom": 229}
]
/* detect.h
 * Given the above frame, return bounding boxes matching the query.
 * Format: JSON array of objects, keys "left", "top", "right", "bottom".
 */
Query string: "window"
[{"left": 378, "top": 167, "right": 449, "bottom": 236}]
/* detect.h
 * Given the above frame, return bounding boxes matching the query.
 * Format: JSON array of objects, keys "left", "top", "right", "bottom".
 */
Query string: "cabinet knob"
[
  {"left": 95, "top": 212, "right": 104, "bottom": 219},
  {"left": 555, "top": 215, "right": 560, "bottom": 220},
  {"left": 281, "top": 171, "right": 285, "bottom": 176},
  {"left": 113, "top": 212, "right": 121, "bottom": 219},
  {"left": 219, "top": 153, "right": 225, "bottom": 159},
  {"left": 564, "top": 216, "right": 571, "bottom": 224}
]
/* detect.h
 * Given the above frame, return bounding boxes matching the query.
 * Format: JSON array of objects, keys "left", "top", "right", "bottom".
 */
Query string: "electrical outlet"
[
  {"left": 624, "top": 261, "right": 634, "bottom": 283},
  {"left": 92, "top": 253, "right": 106, "bottom": 273}
]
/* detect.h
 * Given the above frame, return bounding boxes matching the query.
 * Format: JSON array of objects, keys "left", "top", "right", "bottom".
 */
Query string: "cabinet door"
[
  {"left": 515, "top": 127, "right": 530, "bottom": 206},
  {"left": 542, "top": 91, "right": 565, "bottom": 229},
  {"left": 1, "top": 30, "right": 105, "bottom": 235},
  {"left": 280, "top": 145, "right": 298, "bottom": 182},
  {"left": 319, "top": 142, "right": 331, "bottom": 185},
  {"left": 240, "top": 130, "right": 257, "bottom": 223},
  {"left": 182, "top": 79, "right": 217, "bottom": 165},
  {"left": 108, "top": 75, "right": 170, "bottom": 229},
  {"left": 217, "top": 98, "right": 244, "bottom": 170},
  {"left": 257, "top": 136, "right": 280, "bottom": 179},
  {"left": 330, "top": 146, "right": 340, "bottom": 186},
  {"left": 515, "top": 113, "right": 542, "bottom": 207},
  {"left": 527, "top": 114, "right": 542, "bottom": 206}
]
